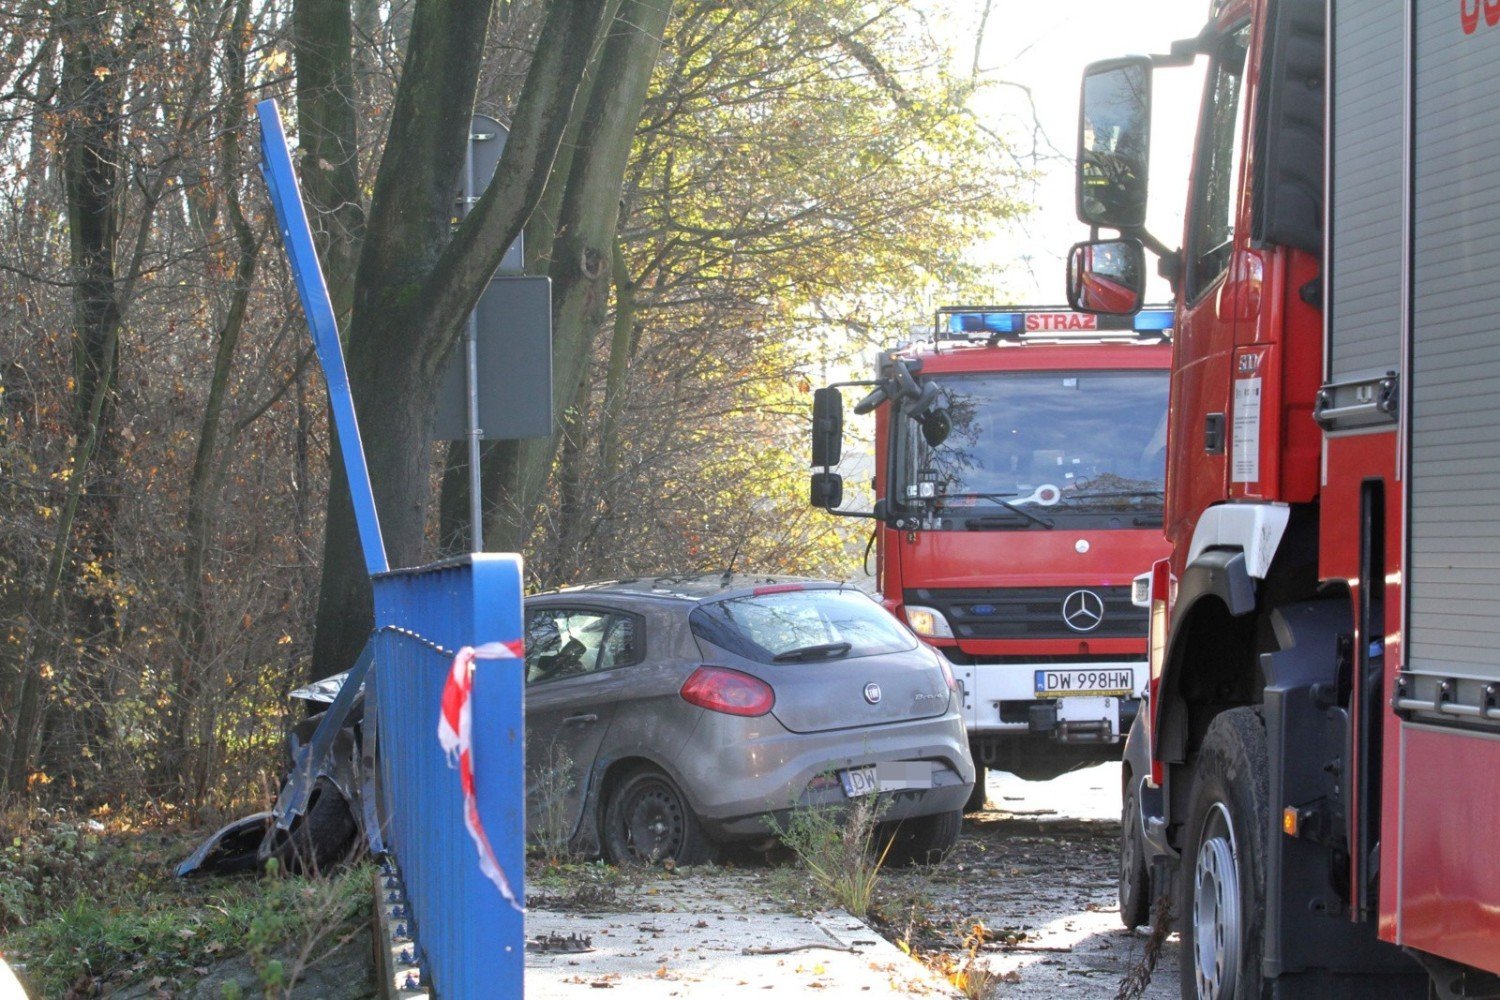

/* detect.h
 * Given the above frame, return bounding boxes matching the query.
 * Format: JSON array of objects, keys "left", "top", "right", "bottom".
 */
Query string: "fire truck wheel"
[
  {"left": 878, "top": 808, "right": 963, "bottom": 866},
  {"left": 1119, "top": 773, "right": 1151, "bottom": 929},
  {"left": 963, "top": 763, "right": 988, "bottom": 813},
  {"left": 1178, "top": 708, "right": 1267, "bottom": 1000}
]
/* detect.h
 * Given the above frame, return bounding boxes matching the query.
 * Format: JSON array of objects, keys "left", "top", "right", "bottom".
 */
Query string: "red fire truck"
[
  {"left": 809, "top": 306, "right": 1173, "bottom": 805},
  {"left": 1068, "top": 1, "right": 1500, "bottom": 996}
]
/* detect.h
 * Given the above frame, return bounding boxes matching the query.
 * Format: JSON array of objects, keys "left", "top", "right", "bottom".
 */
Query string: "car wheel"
[
  {"left": 1179, "top": 708, "right": 1267, "bottom": 1000},
  {"left": 963, "top": 762, "right": 988, "bottom": 814},
  {"left": 1120, "top": 770, "right": 1151, "bottom": 929},
  {"left": 602, "top": 766, "right": 713, "bottom": 866},
  {"left": 266, "top": 777, "right": 357, "bottom": 875},
  {"left": 880, "top": 808, "right": 962, "bottom": 866}
]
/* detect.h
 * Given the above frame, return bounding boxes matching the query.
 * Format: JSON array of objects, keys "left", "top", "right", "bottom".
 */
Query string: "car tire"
[
  {"left": 880, "top": 808, "right": 962, "bottom": 866},
  {"left": 1120, "top": 770, "right": 1151, "bottom": 929},
  {"left": 963, "top": 762, "right": 988, "bottom": 813},
  {"left": 266, "top": 777, "right": 357, "bottom": 875},
  {"left": 1178, "top": 708, "right": 1267, "bottom": 1000},
  {"left": 602, "top": 766, "right": 714, "bottom": 866}
]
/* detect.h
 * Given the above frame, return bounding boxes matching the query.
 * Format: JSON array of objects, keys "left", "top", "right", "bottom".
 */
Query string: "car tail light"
[
  {"left": 936, "top": 655, "right": 960, "bottom": 693},
  {"left": 680, "top": 666, "right": 775, "bottom": 717},
  {"left": 753, "top": 583, "right": 805, "bottom": 596}
]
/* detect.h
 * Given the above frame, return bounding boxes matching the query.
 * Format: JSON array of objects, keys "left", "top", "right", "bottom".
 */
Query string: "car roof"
[{"left": 529, "top": 573, "right": 861, "bottom": 604}]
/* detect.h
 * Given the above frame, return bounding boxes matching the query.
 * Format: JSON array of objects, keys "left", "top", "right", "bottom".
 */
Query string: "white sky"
[{"left": 926, "top": 0, "right": 1211, "bottom": 305}]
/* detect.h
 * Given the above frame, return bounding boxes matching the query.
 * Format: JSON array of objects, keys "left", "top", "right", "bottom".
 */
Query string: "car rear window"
[{"left": 689, "top": 588, "right": 916, "bottom": 664}]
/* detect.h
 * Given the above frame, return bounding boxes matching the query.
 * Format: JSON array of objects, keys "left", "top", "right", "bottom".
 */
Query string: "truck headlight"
[{"left": 904, "top": 605, "right": 954, "bottom": 639}]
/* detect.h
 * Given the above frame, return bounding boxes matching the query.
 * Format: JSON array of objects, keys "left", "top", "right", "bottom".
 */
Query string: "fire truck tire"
[
  {"left": 880, "top": 808, "right": 962, "bottom": 866},
  {"left": 1179, "top": 707, "right": 1268, "bottom": 1000},
  {"left": 963, "top": 763, "right": 988, "bottom": 813},
  {"left": 1119, "top": 774, "right": 1151, "bottom": 929}
]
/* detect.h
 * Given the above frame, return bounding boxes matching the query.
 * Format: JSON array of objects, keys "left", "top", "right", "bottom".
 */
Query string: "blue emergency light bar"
[{"left": 937, "top": 306, "right": 1174, "bottom": 341}]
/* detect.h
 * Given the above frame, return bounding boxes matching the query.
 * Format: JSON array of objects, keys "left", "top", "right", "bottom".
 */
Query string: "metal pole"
[
  {"left": 256, "top": 99, "right": 389, "bottom": 576},
  {"left": 463, "top": 128, "right": 485, "bottom": 552}
]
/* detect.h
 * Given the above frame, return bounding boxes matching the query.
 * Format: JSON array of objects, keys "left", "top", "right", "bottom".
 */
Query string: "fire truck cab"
[{"left": 811, "top": 307, "right": 1172, "bottom": 803}]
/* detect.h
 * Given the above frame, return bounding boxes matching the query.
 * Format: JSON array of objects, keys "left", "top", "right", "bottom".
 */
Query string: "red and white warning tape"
[{"left": 438, "top": 641, "right": 525, "bottom": 911}]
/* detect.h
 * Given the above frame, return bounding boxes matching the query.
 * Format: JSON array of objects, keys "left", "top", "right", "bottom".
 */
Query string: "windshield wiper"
[
  {"left": 1069, "top": 488, "right": 1165, "bottom": 499},
  {"left": 939, "top": 492, "right": 1054, "bottom": 529},
  {"left": 963, "top": 514, "right": 1050, "bottom": 530},
  {"left": 773, "top": 641, "right": 852, "bottom": 662}
]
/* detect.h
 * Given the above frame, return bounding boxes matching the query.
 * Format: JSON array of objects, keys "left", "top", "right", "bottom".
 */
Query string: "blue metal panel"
[
  {"left": 255, "top": 98, "right": 388, "bottom": 576},
  {"left": 372, "top": 555, "right": 526, "bottom": 998}
]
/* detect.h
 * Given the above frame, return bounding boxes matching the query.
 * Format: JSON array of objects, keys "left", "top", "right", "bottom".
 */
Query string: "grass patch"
[
  {"left": 525, "top": 857, "right": 630, "bottom": 911},
  {"left": 0, "top": 814, "right": 370, "bottom": 998},
  {"left": 526, "top": 744, "right": 579, "bottom": 865},
  {"left": 771, "top": 794, "right": 891, "bottom": 919}
]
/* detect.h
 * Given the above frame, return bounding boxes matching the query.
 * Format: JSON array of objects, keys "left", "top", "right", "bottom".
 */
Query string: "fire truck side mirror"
[
  {"left": 810, "top": 471, "right": 844, "bottom": 510},
  {"left": 812, "top": 386, "right": 843, "bottom": 467},
  {"left": 1067, "top": 238, "right": 1146, "bottom": 315},
  {"left": 1077, "top": 57, "right": 1152, "bottom": 230},
  {"left": 920, "top": 408, "right": 951, "bottom": 448}
]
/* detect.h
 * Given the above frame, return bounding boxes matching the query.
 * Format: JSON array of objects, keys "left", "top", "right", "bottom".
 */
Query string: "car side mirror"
[
  {"left": 1067, "top": 238, "right": 1146, "bottom": 315},
  {"left": 1077, "top": 57, "right": 1152, "bottom": 230},
  {"left": 811, "top": 386, "right": 843, "bottom": 467},
  {"left": 810, "top": 471, "right": 843, "bottom": 510}
]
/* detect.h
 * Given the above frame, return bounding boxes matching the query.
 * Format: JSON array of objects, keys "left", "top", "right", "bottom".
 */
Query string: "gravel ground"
[{"left": 872, "top": 763, "right": 1181, "bottom": 999}]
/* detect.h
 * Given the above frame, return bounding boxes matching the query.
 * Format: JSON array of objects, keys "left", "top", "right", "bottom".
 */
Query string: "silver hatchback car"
[{"left": 525, "top": 575, "right": 975, "bottom": 865}]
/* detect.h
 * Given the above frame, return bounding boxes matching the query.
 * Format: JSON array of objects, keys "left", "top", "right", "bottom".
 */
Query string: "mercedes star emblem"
[
  {"left": 864, "top": 682, "right": 882, "bottom": 705},
  {"left": 1062, "top": 589, "right": 1106, "bottom": 632}
]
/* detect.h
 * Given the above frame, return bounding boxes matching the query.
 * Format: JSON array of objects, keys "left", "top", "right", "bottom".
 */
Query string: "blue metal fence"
[
  {"left": 373, "top": 555, "right": 526, "bottom": 998},
  {"left": 255, "top": 99, "right": 528, "bottom": 998}
]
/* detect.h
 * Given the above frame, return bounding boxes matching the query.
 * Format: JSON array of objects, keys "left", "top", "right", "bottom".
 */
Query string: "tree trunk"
[
  {"left": 439, "top": 10, "right": 618, "bottom": 558},
  {"left": 4, "top": 0, "right": 131, "bottom": 800},
  {"left": 294, "top": 0, "right": 363, "bottom": 322},
  {"left": 598, "top": 239, "right": 638, "bottom": 480},
  {"left": 554, "top": 362, "right": 593, "bottom": 579},
  {"left": 173, "top": 0, "right": 260, "bottom": 798},
  {"left": 495, "top": 0, "right": 674, "bottom": 565},
  {"left": 311, "top": 0, "right": 610, "bottom": 676}
]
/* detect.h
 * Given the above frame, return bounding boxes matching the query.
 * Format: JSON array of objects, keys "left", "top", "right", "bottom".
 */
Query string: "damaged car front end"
[{"left": 177, "top": 648, "right": 377, "bottom": 877}]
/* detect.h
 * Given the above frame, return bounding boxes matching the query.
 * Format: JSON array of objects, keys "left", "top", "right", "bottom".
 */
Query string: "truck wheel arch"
[{"left": 1156, "top": 549, "right": 1260, "bottom": 768}]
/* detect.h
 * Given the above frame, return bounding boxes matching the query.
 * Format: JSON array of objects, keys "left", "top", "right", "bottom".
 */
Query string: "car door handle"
[{"left": 563, "top": 714, "right": 598, "bottom": 725}]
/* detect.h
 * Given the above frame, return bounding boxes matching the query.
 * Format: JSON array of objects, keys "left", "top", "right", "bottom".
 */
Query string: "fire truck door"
[{"left": 1169, "top": 24, "right": 1250, "bottom": 545}]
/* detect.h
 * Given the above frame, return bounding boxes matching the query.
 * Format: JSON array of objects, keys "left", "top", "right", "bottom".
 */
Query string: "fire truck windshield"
[{"left": 893, "top": 370, "right": 1168, "bottom": 526}]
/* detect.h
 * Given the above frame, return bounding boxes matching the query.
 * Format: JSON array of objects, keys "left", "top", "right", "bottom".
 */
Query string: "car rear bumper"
[{"left": 677, "top": 710, "right": 975, "bottom": 841}]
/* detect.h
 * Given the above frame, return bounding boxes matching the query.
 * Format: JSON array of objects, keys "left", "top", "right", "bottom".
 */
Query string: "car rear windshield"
[{"left": 689, "top": 588, "right": 916, "bottom": 664}]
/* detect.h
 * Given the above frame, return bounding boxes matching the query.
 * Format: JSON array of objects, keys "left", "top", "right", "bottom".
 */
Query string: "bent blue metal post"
[
  {"left": 255, "top": 98, "right": 388, "bottom": 576},
  {"left": 256, "top": 98, "right": 526, "bottom": 996}
]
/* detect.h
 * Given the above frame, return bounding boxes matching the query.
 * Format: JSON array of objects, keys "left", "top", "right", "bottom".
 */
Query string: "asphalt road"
[{"left": 875, "top": 762, "right": 1181, "bottom": 999}]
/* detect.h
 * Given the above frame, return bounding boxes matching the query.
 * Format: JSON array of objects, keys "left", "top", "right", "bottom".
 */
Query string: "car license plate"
[
  {"left": 840, "top": 766, "right": 878, "bottom": 797},
  {"left": 1033, "top": 667, "right": 1134, "bottom": 698},
  {"left": 840, "top": 762, "right": 935, "bottom": 798}
]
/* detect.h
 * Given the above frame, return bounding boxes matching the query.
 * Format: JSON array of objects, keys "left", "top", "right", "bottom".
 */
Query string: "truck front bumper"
[{"left": 949, "top": 656, "right": 1147, "bottom": 744}]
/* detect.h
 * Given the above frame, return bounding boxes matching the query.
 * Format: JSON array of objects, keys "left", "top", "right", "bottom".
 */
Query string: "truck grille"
[{"left": 906, "top": 586, "right": 1147, "bottom": 640}]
